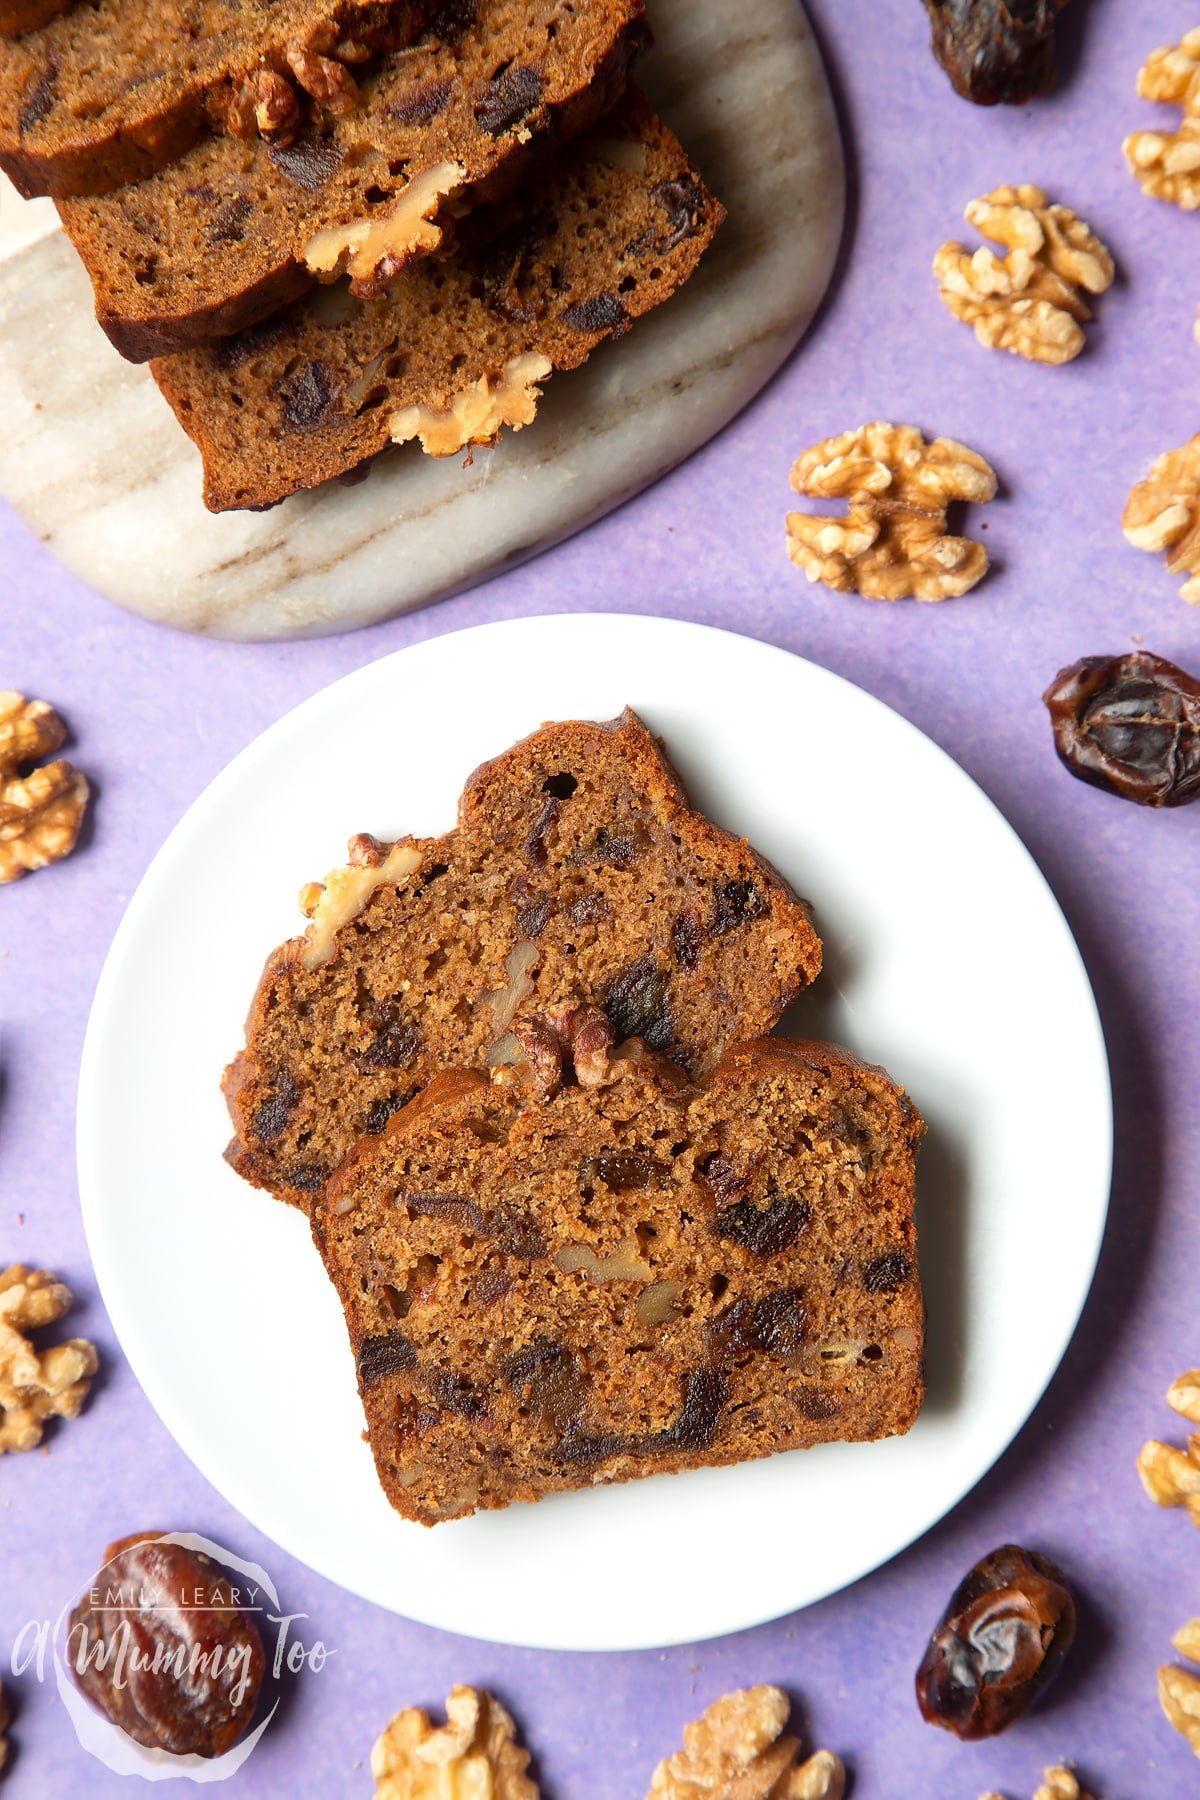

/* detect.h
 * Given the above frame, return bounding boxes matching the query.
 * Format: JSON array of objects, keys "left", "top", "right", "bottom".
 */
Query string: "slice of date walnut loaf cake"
[
  {"left": 223, "top": 710, "right": 822, "bottom": 1210},
  {"left": 56, "top": 0, "right": 648, "bottom": 361},
  {"left": 0, "top": 0, "right": 437, "bottom": 198},
  {"left": 312, "top": 1035, "right": 924, "bottom": 1524},
  {"left": 150, "top": 92, "right": 721, "bottom": 510}
]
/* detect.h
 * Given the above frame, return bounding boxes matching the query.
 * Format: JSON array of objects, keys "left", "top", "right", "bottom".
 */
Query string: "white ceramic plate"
[{"left": 77, "top": 616, "right": 1112, "bottom": 1652}]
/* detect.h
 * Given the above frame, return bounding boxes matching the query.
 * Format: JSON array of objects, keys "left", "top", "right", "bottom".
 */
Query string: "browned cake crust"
[
  {"left": 0, "top": 0, "right": 71, "bottom": 35},
  {"left": 314, "top": 1035, "right": 925, "bottom": 1525},
  {"left": 58, "top": 0, "right": 647, "bottom": 361},
  {"left": 0, "top": 0, "right": 435, "bottom": 198},
  {"left": 224, "top": 710, "right": 822, "bottom": 1210},
  {"left": 150, "top": 94, "right": 720, "bottom": 510}
]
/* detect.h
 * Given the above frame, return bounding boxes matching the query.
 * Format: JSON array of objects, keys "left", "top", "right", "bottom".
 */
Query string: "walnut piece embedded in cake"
[
  {"left": 372, "top": 1686, "right": 538, "bottom": 1800},
  {"left": 647, "top": 1687, "right": 845, "bottom": 1799},
  {"left": 787, "top": 422, "right": 997, "bottom": 602},
  {"left": 0, "top": 1265, "right": 98, "bottom": 1452},
  {"left": 1124, "top": 436, "right": 1200, "bottom": 603},
  {"left": 301, "top": 839, "right": 424, "bottom": 972},
  {"left": 0, "top": 691, "right": 89, "bottom": 884},
  {"left": 934, "top": 185, "right": 1114, "bottom": 364},
  {"left": 390, "top": 353, "right": 553, "bottom": 457},
  {"left": 284, "top": 30, "right": 361, "bottom": 114},
  {"left": 1124, "top": 30, "right": 1200, "bottom": 210},
  {"left": 304, "top": 161, "right": 467, "bottom": 294},
  {"left": 509, "top": 1001, "right": 618, "bottom": 1097}
]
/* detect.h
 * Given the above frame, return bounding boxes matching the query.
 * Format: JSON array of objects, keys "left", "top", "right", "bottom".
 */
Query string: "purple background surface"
[{"left": 3, "top": 1, "right": 1199, "bottom": 1793}]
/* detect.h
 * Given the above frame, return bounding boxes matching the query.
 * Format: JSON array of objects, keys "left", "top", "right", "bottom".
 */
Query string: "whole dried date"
[
  {"left": 923, "top": 0, "right": 1070, "bottom": 106},
  {"left": 915, "top": 1544, "right": 1076, "bottom": 1739},
  {"left": 1044, "top": 651, "right": 1200, "bottom": 808},
  {"left": 67, "top": 1532, "right": 265, "bottom": 1757}
]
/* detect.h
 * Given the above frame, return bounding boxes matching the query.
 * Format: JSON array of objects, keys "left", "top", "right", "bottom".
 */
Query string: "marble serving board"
[{"left": 0, "top": 0, "right": 844, "bottom": 640}]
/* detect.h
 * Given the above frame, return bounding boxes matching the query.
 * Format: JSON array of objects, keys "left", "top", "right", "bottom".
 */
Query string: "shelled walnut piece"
[
  {"left": 1124, "top": 30, "right": 1200, "bottom": 210},
  {"left": 372, "top": 1686, "right": 538, "bottom": 1800},
  {"left": 787, "top": 422, "right": 997, "bottom": 602},
  {"left": 1164, "top": 1619, "right": 1200, "bottom": 1757},
  {"left": 980, "top": 1768, "right": 1098, "bottom": 1800},
  {"left": 1138, "top": 1367, "right": 1200, "bottom": 1521},
  {"left": 1161, "top": 1666, "right": 1200, "bottom": 1756},
  {"left": 647, "top": 1687, "right": 845, "bottom": 1799},
  {"left": 1137, "top": 1438, "right": 1200, "bottom": 1516},
  {"left": 0, "top": 1265, "right": 98, "bottom": 1452},
  {"left": 934, "top": 186, "right": 1113, "bottom": 365},
  {"left": 1124, "top": 436, "right": 1200, "bottom": 604},
  {"left": 1167, "top": 1371, "right": 1200, "bottom": 1423},
  {"left": 0, "top": 692, "right": 89, "bottom": 884}
]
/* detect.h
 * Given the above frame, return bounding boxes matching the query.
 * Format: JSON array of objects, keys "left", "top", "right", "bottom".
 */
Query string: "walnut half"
[
  {"left": 980, "top": 1768, "right": 1100, "bottom": 1800},
  {"left": 508, "top": 1002, "right": 617, "bottom": 1099},
  {"left": 1137, "top": 1436, "right": 1200, "bottom": 1513},
  {"left": 0, "top": 1265, "right": 98, "bottom": 1453},
  {"left": 1161, "top": 1596, "right": 1200, "bottom": 1759},
  {"left": 0, "top": 693, "right": 89, "bottom": 885},
  {"left": 1124, "top": 435, "right": 1200, "bottom": 604},
  {"left": 934, "top": 185, "right": 1114, "bottom": 365},
  {"left": 1124, "top": 30, "right": 1200, "bottom": 211},
  {"left": 372, "top": 1686, "right": 538, "bottom": 1800},
  {"left": 787, "top": 422, "right": 997, "bottom": 602},
  {"left": 647, "top": 1687, "right": 844, "bottom": 1799}
]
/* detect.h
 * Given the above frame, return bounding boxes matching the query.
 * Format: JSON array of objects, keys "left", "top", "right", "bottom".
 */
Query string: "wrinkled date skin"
[
  {"left": 68, "top": 1533, "right": 266, "bottom": 1758},
  {"left": 1044, "top": 651, "right": 1200, "bottom": 808},
  {"left": 915, "top": 1545, "right": 1076, "bottom": 1739},
  {"left": 923, "top": 0, "right": 1071, "bottom": 105}
]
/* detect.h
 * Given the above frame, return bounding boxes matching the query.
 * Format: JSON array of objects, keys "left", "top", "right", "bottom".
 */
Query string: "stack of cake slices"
[
  {"left": 222, "top": 710, "right": 926, "bottom": 1525},
  {"left": 0, "top": 0, "right": 725, "bottom": 511}
]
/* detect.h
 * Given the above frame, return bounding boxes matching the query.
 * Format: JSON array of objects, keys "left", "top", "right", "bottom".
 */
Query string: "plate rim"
[{"left": 76, "top": 613, "right": 1113, "bottom": 1650}]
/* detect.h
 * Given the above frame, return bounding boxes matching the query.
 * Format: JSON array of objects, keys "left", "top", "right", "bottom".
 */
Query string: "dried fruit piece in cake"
[
  {"left": 0, "top": 1, "right": 440, "bottom": 198},
  {"left": 312, "top": 1036, "right": 922, "bottom": 1524},
  {"left": 223, "top": 710, "right": 822, "bottom": 1209},
  {"left": 57, "top": 0, "right": 648, "bottom": 361},
  {"left": 152, "top": 94, "right": 721, "bottom": 510}
]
